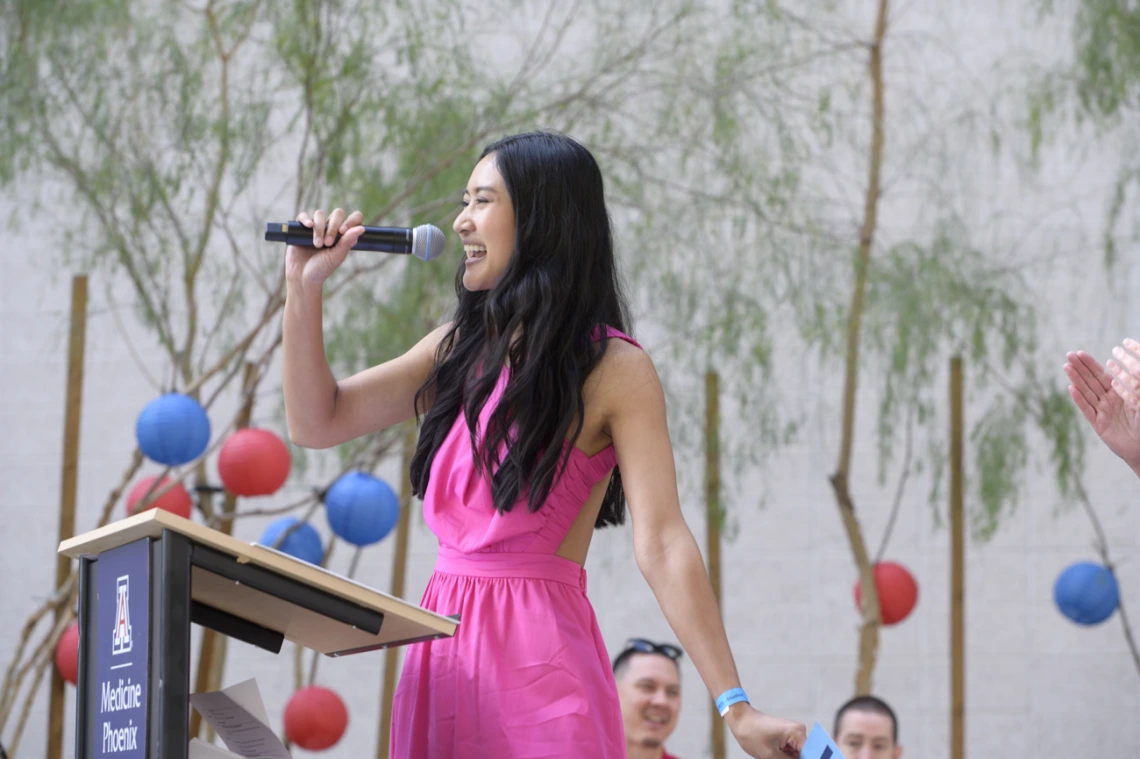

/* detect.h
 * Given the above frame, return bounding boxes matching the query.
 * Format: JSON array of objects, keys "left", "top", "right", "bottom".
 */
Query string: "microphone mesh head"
[{"left": 412, "top": 224, "right": 446, "bottom": 261}]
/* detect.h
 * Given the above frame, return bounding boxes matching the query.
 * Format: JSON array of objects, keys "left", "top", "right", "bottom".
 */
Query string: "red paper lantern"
[
  {"left": 284, "top": 686, "right": 348, "bottom": 751},
  {"left": 55, "top": 621, "right": 79, "bottom": 686},
  {"left": 853, "top": 561, "right": 919, "bottom": 626},
  {"left": 217, "top": 428, "right": 291, "bottom": 497},
  {"left": 126, "top": 475, "right": 193, "bottom": 519}
]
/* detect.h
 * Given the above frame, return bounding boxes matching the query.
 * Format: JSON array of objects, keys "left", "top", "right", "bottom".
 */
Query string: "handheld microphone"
[{"left": 265, "top": 221, "right": 446, "bottom": 261}]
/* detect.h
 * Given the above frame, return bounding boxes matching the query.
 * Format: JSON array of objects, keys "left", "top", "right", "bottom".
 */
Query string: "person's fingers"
[
  {"left": 1068, "top": 384, "right": 1099, "bottom": 426},
  {"left": 312, "top": 209, "right": 327, "bottom": 247},
  {"left": 1110, "top": 369, "right": 1140, "bottom": 408},
  {"left": 1073, "top": 350, "right": 1114, "bottom": 392},
  {"left": 1111, "top": 378, "right": 1140, "bottom": 410},
  {"left": 296, "top": 211, "right": 313, "bottom": 227},
  {"left": 1065, "top": 354, "right": 1106, "bottom": 403},
  {"left": 1063, "top": 360, "right": 1087, "bottom": 393},
  {"left": 327, "top": 226, "right": 365, "bottom": 264},
  {"left": 325, "top": 208, "right": 346, "bottom": 246},
  {"left": 340, "top": 210, "right": 364, "bottom": 233},
  {"left": 1108, "top": 359, "right": 1140, "bottom": 401},
  {"left": 319, "top": 232, "right": 357, "bottom": 280},
  {"left": 1113, "top": 344, "right": 1140, "bottom": 382},
  {"left": 338, "top": 225, "right": 365, "bottom": 251}
]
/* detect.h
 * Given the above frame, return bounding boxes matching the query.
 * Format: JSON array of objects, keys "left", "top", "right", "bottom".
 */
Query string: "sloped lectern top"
[{"left": 58, "top": 508, "right": 457, "bottom": 656}]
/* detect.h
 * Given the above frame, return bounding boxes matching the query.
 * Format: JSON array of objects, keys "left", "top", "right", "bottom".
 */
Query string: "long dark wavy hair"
[{"left": 409, "top": 132, "right": 633, "bottom": 529}]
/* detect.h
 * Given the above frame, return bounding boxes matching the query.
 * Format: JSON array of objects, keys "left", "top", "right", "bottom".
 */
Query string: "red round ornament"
[
  {"left": 55, "top": 621, "right": 80, "bottom": 686},
  {"left": 283, "top": 686, "right": 348, "bottom": 751},
  {"left": 853, "top": 561, "right": 919, "bottom": 625},
  {"left": 217, "top": 428, "right": 291, "bottom": 497},
  {"left": 126, "top": 475, "right": 193, "bottom": 519}
]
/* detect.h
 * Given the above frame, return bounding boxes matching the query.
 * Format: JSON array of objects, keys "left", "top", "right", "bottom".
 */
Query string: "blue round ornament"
[
  {"left": 135, "top": 393, "right": 211, "bottom": 466},
  {"left": 1054, "top": 561, "right": 1119, "bottom": 626},
  {"left": 324, "top": 471, "right": 400, "bottom": 547},
  {"left": 259, "top": 517, "right": 324, "bottom": 565}
]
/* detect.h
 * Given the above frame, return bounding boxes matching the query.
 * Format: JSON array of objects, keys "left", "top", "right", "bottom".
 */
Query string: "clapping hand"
[{"left": 1064, "top": 338, "right": 1140, "bottom": 476}]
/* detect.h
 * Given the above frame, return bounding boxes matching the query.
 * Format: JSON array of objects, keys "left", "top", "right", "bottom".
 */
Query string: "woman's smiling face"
[{"left": 454, "top": 153, "right": 516, "bottom": 291}]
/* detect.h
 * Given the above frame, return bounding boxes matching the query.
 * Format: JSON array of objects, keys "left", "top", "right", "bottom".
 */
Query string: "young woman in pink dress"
[{"left": 282, "top": 132, "right": 806, "bottom": 758}]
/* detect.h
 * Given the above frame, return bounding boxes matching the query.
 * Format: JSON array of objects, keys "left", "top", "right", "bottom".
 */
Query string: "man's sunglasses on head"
[{"left": 624, "top": 638, "right": 683, "bottom": 661}]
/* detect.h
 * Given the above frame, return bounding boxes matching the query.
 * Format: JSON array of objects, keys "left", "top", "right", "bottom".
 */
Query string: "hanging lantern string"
[
  {"left": 128, "top": 396, "right": 400, "bottom": 528},
  {"left": 211, "top": 426, "right": 402, "bottom": 525},
  {"left": 123, "top": 289, "right": 297, "bottom": 525},
  {"left": 346, "top": 546, "right": 364, "bottom": 579},
  {"left": 126, "top": 393, "right": 248, "bottom": 527}
]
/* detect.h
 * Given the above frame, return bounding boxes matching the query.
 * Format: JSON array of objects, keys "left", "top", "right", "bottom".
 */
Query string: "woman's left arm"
[{"left": 604, "top": 347, "right": 805, "bottom": 759}]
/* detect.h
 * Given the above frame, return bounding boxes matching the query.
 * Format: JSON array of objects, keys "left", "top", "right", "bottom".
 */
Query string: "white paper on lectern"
[
  {"left": 213, "top": 679, "right": 273, "bottom": 727},
  {"left": 189, "top": 737, "right": 241, "bottom": 758},
  {"left": 189, "top": 679, "right": 291, "bottom": 759}
]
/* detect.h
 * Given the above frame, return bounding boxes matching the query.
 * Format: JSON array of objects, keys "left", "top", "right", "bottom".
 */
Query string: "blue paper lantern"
[
  {"left": 135, "top": 393, "right": 211, "bottom": 466},
  {"left": 324, "top": 471, "right": 400, "bottom": 547},
  {"left": 1054, "top": 561, "right": 1119, "bottom": 626},
  {"left": 259, "top": 517, "right": 324, "bottom": 565}
]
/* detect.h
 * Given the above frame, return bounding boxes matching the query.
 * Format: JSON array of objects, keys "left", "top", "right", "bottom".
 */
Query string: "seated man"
[
  {"left": 613, "top": 638, "right": 684, "bottom": 759},
  {"left": 833, "top": 694, "right": 903, "bottom": 759}
]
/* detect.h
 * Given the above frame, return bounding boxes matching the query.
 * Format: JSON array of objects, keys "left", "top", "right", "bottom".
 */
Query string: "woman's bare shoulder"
[{"left": 588, "top": 337, "right": 661, "bottom": 407}]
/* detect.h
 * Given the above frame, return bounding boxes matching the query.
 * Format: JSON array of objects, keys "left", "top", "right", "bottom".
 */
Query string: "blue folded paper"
[{"left": 801, "top": 721, "right": 846, "bottom": 759}]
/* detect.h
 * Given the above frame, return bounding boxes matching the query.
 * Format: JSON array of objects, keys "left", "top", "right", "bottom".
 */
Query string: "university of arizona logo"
[{"left": 112, "top": 575, "right": 132, "bottom": 655}]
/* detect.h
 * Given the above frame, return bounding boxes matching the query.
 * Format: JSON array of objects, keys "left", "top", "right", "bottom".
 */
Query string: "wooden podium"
[{"left": 58, "top": 508, "right": 458, "bottom": 758}]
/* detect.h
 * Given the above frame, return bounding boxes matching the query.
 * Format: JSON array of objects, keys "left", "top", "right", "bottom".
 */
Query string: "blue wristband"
[{"left": 715, "top": 687, "right": 749, "bottom": 717}]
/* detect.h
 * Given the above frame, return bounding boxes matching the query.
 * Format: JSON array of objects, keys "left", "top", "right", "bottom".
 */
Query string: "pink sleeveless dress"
[{"left": 390, "top": 327, "right": 639, "bottom": 758}]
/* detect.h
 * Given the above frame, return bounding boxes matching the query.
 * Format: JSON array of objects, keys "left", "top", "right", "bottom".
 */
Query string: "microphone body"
[{"left": 265, "top": 221, "right": 445, "bottom": 261}]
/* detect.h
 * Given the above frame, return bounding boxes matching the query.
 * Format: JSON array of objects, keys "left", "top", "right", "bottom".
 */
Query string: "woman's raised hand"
[{"left": 284, "top": 208, "right": 366, "bottom": 289}]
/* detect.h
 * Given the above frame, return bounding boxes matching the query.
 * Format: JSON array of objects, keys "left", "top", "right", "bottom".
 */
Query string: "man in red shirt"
[{"left": 613, "top": 638, "right": 684, "bottom": 759}]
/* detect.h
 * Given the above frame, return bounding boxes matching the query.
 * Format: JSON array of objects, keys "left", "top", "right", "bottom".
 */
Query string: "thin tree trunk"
[
  {"left": 46, "top": 275, "right": 88, "bottom": 759},
  {"left": 377, "top": 422, "right": 418, "bottom": 758},
  {"left": 950, "top": 358, "right": 965, "bottom": 759},
  {"left": 705, "top": 372, "right": 725, "bottom": 759},
  {"left": 829, "top": 0, "right": 890, "bottom": 697},
  {"left": 190, "top": 362, "right": 258, "bottom": 742}
]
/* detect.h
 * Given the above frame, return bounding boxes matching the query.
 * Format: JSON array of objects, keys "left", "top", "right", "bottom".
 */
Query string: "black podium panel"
[{"left": 75, "top": 533, "right": 192, "bottom": 759}]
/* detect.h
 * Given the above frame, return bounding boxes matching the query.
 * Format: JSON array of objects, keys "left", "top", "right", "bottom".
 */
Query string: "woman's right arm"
[{"left": 282, "top": 207, "right": 448, "bottom": 449}]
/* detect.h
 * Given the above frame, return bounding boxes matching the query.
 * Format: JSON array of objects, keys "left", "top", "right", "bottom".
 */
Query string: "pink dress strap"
[{"left": 589, "top": 323, "right": 641, "bottom": 349}]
